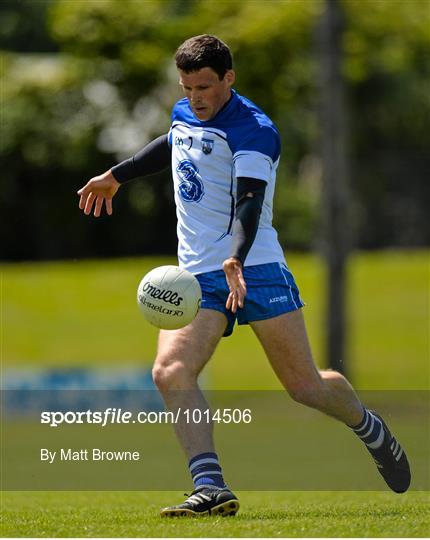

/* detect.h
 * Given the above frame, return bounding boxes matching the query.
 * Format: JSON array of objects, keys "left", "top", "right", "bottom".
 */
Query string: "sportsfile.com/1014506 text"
[{"left": 40, "top": 408, "right": 253, "bottom": 427}]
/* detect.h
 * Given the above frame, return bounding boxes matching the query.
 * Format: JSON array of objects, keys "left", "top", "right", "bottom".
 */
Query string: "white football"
[{"left": 137, "top": 265, "right": 202, "bottom": 329}]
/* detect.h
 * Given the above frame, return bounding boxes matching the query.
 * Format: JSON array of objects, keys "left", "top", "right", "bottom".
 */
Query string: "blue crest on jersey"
[
  {"left": 176, "top": 160, "right": 204, "bottom": 202},
  {"left": 201, "top": 138, "right": 214, "bottom": 155}
]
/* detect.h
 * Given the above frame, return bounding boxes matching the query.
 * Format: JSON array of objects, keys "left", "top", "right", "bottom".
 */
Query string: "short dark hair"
[{"left": 175, "top": 34, "right": 233, "bottom": 80}]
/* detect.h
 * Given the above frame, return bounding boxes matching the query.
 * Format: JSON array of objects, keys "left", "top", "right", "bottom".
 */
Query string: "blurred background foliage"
[{"left": 1, "top": 0, "right": 429, "bottom": 261}]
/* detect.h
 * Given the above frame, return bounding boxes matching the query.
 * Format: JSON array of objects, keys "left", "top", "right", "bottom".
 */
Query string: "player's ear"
[{"left": 224, "top": 69, "right": 235, "bottom": 87}]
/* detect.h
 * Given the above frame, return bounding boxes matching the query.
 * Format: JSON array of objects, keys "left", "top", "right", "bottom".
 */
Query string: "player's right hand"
[{"left": 77, "top": 170, "right": 121, "bottom": 217}]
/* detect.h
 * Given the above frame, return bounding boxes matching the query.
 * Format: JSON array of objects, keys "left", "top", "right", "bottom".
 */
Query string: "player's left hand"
[{"left": 223, "top": 258, "right": 247, "bottom": 313}]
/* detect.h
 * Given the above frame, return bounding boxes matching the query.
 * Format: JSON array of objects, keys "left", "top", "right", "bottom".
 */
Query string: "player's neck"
[{"left": 213, "top": 90, "right": 234, "bottom": 119}]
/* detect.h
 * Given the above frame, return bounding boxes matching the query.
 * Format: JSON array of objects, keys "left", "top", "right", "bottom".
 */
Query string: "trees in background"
[{"left": 1, "top": 0, "right": 429, "bottom": 261}]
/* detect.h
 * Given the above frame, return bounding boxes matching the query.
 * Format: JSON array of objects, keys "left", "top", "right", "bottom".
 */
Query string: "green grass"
[
  {"left": 1, "top": 250, "right": 428, "bottom": 389},
  {"left": 1, "top": 491, "right": 429, "bottom": 537},
  {"left": 1, "top": 251, "right": 429, "bottom": 537}
]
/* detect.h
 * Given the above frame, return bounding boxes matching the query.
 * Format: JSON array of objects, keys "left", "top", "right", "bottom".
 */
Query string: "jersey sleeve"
[{"left": 232, "top": 126, "right": 280, "bottom": 182}]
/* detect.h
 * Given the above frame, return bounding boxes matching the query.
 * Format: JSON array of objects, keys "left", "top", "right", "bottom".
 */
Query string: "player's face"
[{"left": 179, "top": 67, "right": 235, "bottom": 121}]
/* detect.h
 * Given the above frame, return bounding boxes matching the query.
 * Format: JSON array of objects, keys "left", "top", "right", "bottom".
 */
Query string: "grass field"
[
  {"left": 1, "top": 250, "right": 429, "bottom": 537},
  {"left": 1, "top": 250, "right": 428, "bottom": 389},
  {"left": 1, "top": 491, "right": 429, "bottom": 537}
]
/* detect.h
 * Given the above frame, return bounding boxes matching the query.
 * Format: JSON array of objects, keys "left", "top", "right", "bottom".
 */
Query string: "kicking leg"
[
  {"left": 251, "top": 309, "right": 363, "bottom": 424},
  {"left": 251, "top": 309, "right": 411, "bottom": 493}
]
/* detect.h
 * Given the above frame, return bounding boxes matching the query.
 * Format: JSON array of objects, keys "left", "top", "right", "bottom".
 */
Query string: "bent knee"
[
  {"left": 287, "top": 380, "right": 324, "bottom": 408},
  {"left": 320, "top": 369, "right": 345, "bottom": 383}
]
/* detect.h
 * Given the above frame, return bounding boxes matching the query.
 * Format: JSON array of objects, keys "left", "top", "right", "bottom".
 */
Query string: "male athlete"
[{"left": 78, "top": 35, "right": 411, "bottom": 516}]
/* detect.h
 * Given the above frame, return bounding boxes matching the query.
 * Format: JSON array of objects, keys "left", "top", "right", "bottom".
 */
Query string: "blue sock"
[
  {"left": 189, "top": 452, "right": 226, "bottom": 489},
  {"left": 352, "top": 408, "right": 385, "bottom": 449}
]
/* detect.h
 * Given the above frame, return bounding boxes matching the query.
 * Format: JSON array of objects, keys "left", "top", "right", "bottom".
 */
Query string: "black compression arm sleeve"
[
  {"left": 111, "top": 133, "right": 171, "bottom": 183},
  {"left": 229, "top": 177, "right": 267, "bottom": 265}
]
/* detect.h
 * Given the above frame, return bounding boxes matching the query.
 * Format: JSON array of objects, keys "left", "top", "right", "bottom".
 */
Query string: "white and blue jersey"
[{"left": 169, "top": 89, "right": 286, "bottom": 275}]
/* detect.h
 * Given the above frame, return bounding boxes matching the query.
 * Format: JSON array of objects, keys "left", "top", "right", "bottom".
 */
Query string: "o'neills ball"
[{"left": 137, "top": 265, "right": 201, "bottom": 329}]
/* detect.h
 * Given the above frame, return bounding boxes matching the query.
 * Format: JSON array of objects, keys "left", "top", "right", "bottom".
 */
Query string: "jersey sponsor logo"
[
  {"left": 201, "top": 138, "right": 214, "bottom": 154},
  {"left": 176, "top": 159, "right": 204, "bottom": 203}
]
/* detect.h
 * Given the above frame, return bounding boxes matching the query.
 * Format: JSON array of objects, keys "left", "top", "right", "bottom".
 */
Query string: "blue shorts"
[{"left": 195, "top": 262, "right": 305, "bottom": 337}]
